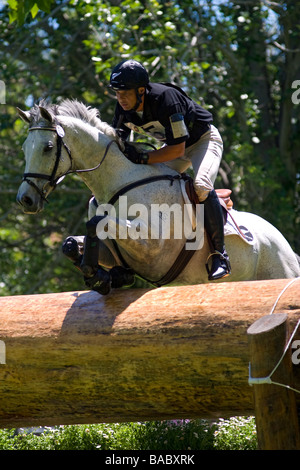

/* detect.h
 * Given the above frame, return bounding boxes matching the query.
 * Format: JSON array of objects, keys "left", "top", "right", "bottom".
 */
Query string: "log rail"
[{"left": 0, "top": 279, "right": 300, "bottom": 432}]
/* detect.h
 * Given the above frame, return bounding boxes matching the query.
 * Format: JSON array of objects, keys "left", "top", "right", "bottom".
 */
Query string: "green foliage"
[
  {"left": 7, "top": 0, "right": 54, "bottom": 24},
  {"left": 0, "top": 418, "right": 257, "bottom": 450},
  {"left": 133, "top": 420, "right": 215, "bottom": 450},
  {"left": 213, "top": 416, "right": 257, "bottom": 450}
]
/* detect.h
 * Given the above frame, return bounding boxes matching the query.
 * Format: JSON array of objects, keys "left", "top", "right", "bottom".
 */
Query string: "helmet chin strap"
[{"left": 129, "top": 89, "right": 144, "bottom": 112}]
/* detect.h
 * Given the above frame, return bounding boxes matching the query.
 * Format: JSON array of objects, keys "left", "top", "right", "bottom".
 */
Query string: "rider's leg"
[
  {"left": 187, "top": 125, "right": 231, "bottom": 281},
  {"left": 203, "top": 189, "right": 231, "bottom": 280}
]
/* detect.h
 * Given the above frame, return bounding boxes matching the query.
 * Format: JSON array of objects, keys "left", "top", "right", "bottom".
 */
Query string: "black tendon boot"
[
  {"left": 62, "top": 236, "right": 83, "bottom": 269},
  {"left": 203, "top": 190, "right": 231, "bottom": 281}
]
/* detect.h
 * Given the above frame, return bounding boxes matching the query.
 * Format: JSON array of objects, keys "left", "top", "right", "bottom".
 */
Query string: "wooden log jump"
[{"left": 0, "top": 279, "right": 299, "bottom": 430}]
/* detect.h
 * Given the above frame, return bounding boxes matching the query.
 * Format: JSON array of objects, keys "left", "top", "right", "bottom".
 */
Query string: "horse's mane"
[{"left": 29, "top": 98, "right": 123, "bottom": 146}]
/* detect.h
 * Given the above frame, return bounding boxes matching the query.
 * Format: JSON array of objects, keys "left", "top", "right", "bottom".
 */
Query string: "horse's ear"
[
  {"left": 17, "top": 107, "right": 31, "bottom": 124},
  {"left": 39, "top": 106, "right": 55, "bottom": 123}
]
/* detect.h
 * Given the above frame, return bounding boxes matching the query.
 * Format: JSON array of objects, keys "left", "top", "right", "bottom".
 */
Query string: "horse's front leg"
[
  {"left": 62, "top": 236, "right": 114, "bottom": 295},
  {"left": 62, "top": 222, "right": 135, "bottom": 295},
  {"left": 62, "top": 235, "right": 84, "bottom": 269}
]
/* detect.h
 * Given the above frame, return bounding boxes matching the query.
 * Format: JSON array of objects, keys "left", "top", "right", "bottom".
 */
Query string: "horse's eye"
[{"left": 44, "top": 141, "right": 54, "bottom": 152}]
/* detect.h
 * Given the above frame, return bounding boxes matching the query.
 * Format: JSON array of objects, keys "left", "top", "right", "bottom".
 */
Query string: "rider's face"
[{"left": 115, "top": 87, "right": 145, "bottom": 111}]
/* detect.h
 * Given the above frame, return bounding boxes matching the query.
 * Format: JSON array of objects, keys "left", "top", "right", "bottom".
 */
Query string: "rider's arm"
[{"left": 147, "top": 141, "right": 185, "bottom": 164}]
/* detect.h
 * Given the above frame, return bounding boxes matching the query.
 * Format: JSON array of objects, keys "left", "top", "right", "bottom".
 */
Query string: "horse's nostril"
[{"left": 22, "top": 195, "right": 33, "bottom": 206}]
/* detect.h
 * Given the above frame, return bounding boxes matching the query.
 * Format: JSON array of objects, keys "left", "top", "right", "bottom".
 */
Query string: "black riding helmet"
[
  {"left": 109, "top": 60, "right": 149, "bottom": 111},
  {"left": 109, "top": 59, "right": 149, "bottom": 90}
]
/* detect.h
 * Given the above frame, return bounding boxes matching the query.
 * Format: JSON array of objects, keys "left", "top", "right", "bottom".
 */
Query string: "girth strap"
[
  {"left": 107, "top": 174, "right": 182, "bottom": 205},
  {"left": 150, "top": 241, "right": 196, "bottom": 287}
]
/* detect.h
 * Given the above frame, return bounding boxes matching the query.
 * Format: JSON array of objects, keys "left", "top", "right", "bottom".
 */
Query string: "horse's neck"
[
  {"left": 61, "top": 117, "right": 133, "bottom": 201},
  {"left": 62, "top": 116, "right": 172, "bottom": 203}
]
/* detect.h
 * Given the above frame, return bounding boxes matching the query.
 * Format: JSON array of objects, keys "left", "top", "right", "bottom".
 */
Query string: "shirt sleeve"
[{"left": 157, "top": 89, "right": 190, "bottom": 145}]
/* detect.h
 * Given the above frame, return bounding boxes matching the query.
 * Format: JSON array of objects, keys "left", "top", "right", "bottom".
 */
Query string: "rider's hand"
[{"left": 124, "top": 143, "right": 149, "bottom": 164}]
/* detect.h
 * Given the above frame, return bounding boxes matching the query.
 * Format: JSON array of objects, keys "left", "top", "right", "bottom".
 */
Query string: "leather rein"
[{"left": 23, "top": 124, "right": 114, "bottom": 202}]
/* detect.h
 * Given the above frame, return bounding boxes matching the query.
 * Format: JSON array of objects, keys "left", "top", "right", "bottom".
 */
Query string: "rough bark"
[{"left": 0, "top": 279, "right": 299, "bottom": 428}]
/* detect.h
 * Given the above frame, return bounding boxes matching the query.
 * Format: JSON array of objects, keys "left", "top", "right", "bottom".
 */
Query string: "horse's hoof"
[
  {"left": 110, "top": 266, "right": 135, "bottom": 288},
  {"left": 93, "top": 281, "right": 111, "bottom": 295},
  {"left": 62, "top": 236, "right": 80, "bottom": 262},
  {"left": 84, "top": 268, "right": 111, "bottom": 294}
]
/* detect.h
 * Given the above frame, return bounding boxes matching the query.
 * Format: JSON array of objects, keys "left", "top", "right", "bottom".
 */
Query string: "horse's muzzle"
[{"left": 16, "top": 182, "right": 44, "bottom": 214}]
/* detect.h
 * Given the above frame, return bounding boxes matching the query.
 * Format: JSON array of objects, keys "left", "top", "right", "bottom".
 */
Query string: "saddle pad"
[
  {"left": 180, "top": 180, "right": 255, "bottom": 245},
  {"left": 224, "top": 209, "right": 255, "bottom": 245}
]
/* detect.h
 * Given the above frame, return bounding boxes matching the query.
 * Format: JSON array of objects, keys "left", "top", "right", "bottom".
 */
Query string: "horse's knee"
[{"left": 62, "top": 236, "right": 82, "bottom": 264}]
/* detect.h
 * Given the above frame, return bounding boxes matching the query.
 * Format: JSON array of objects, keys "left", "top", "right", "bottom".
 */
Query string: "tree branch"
[{"left": 272, "top": 41, "right": 300, "bottom": 53}]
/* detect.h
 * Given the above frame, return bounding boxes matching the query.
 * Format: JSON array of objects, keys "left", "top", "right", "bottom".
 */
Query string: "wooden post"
[{"left": 247, "top": 313, "right": 300, "bottom": 450}]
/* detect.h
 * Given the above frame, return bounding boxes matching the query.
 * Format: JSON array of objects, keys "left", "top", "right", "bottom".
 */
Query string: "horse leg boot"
[
  {"left": 203, "top": 189, "right": 231, "bottom": 281},
  {"left": 80, "top": 216, "right": 135, "bottom": 294},
  {"left": 62, "top": 236, "right": 83, "bottom": 270},
  {"left": 80, "top": 216, "right": 111, "bottom": 295}
]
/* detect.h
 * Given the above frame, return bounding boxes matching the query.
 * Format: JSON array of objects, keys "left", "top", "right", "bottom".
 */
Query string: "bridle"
[
  {"left": 22, "top": 124, "right": 114, "bottom": 203},
  {"left": 22, "top": 124, "right": 72, "bottom": 202}
]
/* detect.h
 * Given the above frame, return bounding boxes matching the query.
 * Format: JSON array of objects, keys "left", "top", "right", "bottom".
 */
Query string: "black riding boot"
[{"left": 203, "top": 189, "right": 231, "bottom": 281}]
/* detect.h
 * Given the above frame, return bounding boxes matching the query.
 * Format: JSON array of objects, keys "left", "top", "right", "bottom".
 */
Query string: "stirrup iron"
[{"left": 205, "top": 250, "right": 231, "bottom": 281}]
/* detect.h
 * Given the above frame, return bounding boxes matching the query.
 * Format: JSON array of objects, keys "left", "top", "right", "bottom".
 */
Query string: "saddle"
[
  {"left": 184, "top": 175, "right": 251, "bottom": 243},
  {"left": 215, "top": 188, "right": 233, "bottom": 211},
  {"left": 183, "top": 174, "right": 233, "bottom": 215}
]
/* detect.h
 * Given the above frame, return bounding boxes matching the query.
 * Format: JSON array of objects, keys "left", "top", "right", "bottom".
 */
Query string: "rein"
[{"left": 23, "top": 124, "right": 114, "bottom": 202}]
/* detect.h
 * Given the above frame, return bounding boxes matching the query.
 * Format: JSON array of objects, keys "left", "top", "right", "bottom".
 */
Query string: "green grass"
[{"left": 0, "top": 417, "right": 257, "bottom": 450}]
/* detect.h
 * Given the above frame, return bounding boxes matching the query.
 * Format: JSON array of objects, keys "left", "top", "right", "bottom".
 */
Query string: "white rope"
[
  {"left": 248, "top": 277, "right": 300, "bottom": 392},
  {"left": 269, "top": 277, "right": 300, "bottom": 315}
]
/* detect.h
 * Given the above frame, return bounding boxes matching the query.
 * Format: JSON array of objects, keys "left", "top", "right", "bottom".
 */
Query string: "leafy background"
[{"left": 1, "top": 0, "right": 300, "bottom": 296}]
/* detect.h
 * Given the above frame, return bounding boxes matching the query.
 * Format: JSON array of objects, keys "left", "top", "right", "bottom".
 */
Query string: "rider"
[{"left": 108, "top": 59, "right": 231, "bottom": 281}]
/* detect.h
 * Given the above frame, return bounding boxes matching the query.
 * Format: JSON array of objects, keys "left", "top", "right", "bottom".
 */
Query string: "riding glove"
[{"left": 124, "top": 142, "right": 149, "bottom": 164}]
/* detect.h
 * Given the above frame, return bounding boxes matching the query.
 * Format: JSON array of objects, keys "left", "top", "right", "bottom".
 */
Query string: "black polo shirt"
[{"left": 112, "top": 82, "right": 213, "bottom": 148}]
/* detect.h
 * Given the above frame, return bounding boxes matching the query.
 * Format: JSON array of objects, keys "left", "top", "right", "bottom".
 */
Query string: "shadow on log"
[{"left": 0, "top": 279, "right": 299, "bottom": 429}]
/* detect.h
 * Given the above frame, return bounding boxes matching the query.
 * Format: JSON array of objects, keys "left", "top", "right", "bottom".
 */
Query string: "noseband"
[
  {"left": 22, "top": 125, "right": 72, "bottom": 202},
  {"left": 22, "top": 124, "right": 114, "bottom": 203}
]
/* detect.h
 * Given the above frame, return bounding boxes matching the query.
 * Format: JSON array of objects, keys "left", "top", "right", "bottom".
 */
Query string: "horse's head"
[{"left": 16, "top": 105, "right": 72, "bottom": 214}]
